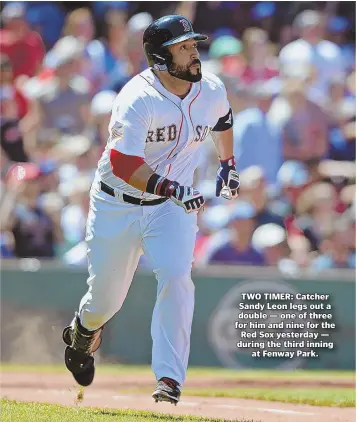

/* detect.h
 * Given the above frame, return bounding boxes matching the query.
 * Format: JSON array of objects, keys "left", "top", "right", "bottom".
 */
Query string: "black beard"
[{"left": 168, "top": 59, "right": 202, "bottom": 82}]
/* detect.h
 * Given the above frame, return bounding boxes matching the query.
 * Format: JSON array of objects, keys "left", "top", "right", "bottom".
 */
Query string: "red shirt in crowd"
[
  {"left": 240, "top": 65, "right": 279, "bottom": 85},
  {"left": 0, "top": 29, "right": 45, "bottom": 78}
]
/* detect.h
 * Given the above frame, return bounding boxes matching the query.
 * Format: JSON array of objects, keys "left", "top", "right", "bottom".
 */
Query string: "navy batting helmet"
[{"left": 143, "top": 15, "right": 208, "bottom": 71}]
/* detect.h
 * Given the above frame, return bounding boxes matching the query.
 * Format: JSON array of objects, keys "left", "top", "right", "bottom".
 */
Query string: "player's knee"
[
  {"left": 156, "top": 264, "right": 188, "bottom": 280},
  {"left": 156, "top": 267, "right": 194, "bottom": 291}
]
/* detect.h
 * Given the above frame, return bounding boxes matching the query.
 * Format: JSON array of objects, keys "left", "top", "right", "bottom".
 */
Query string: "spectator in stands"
[
  {"left": 239, "top": 166, "right": 285, "bottom": 228},
  {"left": 317, "top": 160, "right": 355, "bottom": 193},
  {"left": 287, "top": 234, "right": 314, "bottom": 272},
  {"left": 22, "top": 36, "right": 91, "bottom": 139},
  {"left": 252, "top": 223, "right": 314, "bottom": 275},
  {"left": 324, "top": 76, "right": 354, "bottom": 123},
  {"left": 295, "top": 182, "right": 339, "bottom": 252},
  {"left": 104, "top": 12, "right": 153, "bottom": 91},
  {"left": 281, "top": 78, "right": 329, "bottom": 165},
  {"left": 251, "top": 223, "right": 290, "bottom": 266},
  {"left": 51, "top": 134, "right": 97, "bottom": 198},
  {"left": 251, "top": 2, "right": 276, "bottom": 40},
  {"left": 94, "top": 9, "right": 131, "bottom": 91},
  {"left": 194, "top": 203, "right": 230, "bottom": 266},
  {"left": 126, "top": 13, "right": 153, "bottom": 74},
  {"left": 279, "top": 10, "right": 345, "bottom": 103},
  {"left": 0, "top": 2, "right": 354, "bottom": 272},
  {"left": 240, "top": 27, "right": 279, "bottom": 85},
  {"left": 208, "top": 35, "right": 245, "bottom": 78},
  {"left": 234, "top": 80, "right": 282, "bottom": 186},
  {"left": 63, "top": 7, "right": 95, "bottom": 45},
  {"left": 62, "top": 7, "right": 105, "bottom": 92},
  {"left": 0, "top": 60, "right": 29, "bottom": 164},
  {"left": 206, "top": 201, "right": 265, "bottom": 265},
  {"left": 61, "top": 174, "right": 92, "bottom": 252},
  {"left": 277, "top": 160, "right": 311, "bottom": 207},
  {"left": 38, "top": 159, "right": 60, "bottom": 195},
  {"left": 26, "top": 2, "right": 66, "bottom": 49},
  {"left": 310, "top": 220, "right": 356, "bottom": 270},
  {"left": 337, "top": 191, "right": 356, "bottom": 255},
  {"left": 29, "top": 129, "right": 61, "bottom": 163},
  {"left": 0, "top": 230, "right": 14, "bottom": 258},
  {"left": 0, "top": 86, "right": 28, "bottom": 163},
  {"left": 325, "top": 77, "right": 356, "bottom": 162},
  {"left": 327, "top": 16, "right": 355, "bottom": 73},
  {"left": 221, "top": 77, "right": 251, "bottom": 117},
  {"left": 340, "top": 184, "right": 355, "bottom": 213},
  {"left": 271, "top": 160, "right": 311, "bottom": 239},
  {"left": 0, "top": 3, "right": 45, "bottom": 78},
  {"left": 89, "top": 90, "right": 117, "bottom": 148},
  {"left": 192, "top": 2, "right": 235, "bottom": 39},
  {"left": 0, "top": 163, "right": 61, "bottom": 258},
  {"left": 92, "top": 1, "right": 129, "bottom": 21},
  {"left": 0, "top": 54, "right": 28, "bottom": 119}
]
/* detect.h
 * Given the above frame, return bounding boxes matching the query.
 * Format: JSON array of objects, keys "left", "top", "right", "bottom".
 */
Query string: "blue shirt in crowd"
[
  {"left": 209, "top": 242, "right": 265, "bottom": 266},
  {"left": 310, "top": 253, "right": 356, "bottom": 270},
  {"left": 234, "top": 108, "right": 282, "bottom": 186}
]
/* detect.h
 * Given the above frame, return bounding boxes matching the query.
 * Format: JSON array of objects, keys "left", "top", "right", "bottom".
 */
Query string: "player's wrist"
[
  {"left": 147, "top": 173, "right": 180, "bottom": 197},
  {"left": 219, "top": 156, "right": 236, "bottom": 169},
  {"left": 157, "top": 178, "right": 180, "bottom": 197}
]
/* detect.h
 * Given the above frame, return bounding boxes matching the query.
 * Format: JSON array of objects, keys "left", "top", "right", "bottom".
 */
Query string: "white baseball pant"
[{"left": 76, "top": 184, "right": 198, "bottom": 386}]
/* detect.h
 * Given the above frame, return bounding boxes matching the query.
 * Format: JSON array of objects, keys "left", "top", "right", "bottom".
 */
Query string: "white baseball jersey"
[{"left": 97, "top": 68, "right": 230, "bottom": 199}]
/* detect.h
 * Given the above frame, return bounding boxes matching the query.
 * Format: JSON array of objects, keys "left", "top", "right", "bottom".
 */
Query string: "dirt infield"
[{"left": 1, "top": 372, "right": 355, "bottom": 422}]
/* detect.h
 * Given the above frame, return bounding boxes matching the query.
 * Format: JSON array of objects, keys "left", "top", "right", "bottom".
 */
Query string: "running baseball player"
[{"left": 62, "top": 14, "right": 240, "bottom": 405}]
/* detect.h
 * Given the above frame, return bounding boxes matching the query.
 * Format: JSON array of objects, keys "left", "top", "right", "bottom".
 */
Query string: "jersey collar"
[{"left": 140, "top": 68, "right": 199, "bottom": 107}]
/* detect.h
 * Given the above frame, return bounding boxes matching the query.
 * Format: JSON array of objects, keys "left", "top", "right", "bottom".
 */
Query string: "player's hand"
[
  {"left": 169, "top": 185, "right": 205, "bottom": 214},
  {"left": 216, "top": 156, "right": 240, "bottom": 200}
]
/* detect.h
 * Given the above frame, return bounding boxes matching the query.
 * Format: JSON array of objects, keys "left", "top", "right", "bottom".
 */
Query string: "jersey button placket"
[{"left": 180, "top": 104, "right": 194, "bottom": 154}]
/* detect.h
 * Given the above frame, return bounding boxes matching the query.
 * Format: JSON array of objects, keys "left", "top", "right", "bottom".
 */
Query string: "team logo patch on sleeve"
[{"left": 111, "top": 122, "right": 124, "bottom": 140}]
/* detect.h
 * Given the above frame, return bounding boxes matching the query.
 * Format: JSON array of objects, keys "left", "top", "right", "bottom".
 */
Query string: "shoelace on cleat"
[{"left": 159, "top": 377, "right": 179, "bottom": 390}]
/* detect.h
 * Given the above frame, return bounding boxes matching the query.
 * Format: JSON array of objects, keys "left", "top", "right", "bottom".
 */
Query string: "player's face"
[{"left": 168, "top": 39, "right": 202, "bottom": 82}]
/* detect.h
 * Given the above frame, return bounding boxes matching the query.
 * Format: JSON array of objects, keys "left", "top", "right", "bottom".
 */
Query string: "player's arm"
[
  {"left": 110, "top": 149, "right": 176, "bottom": 196},
  {"left": 110, "top": 149, "right": 204, "bottom": 213},
  {"left": 108, "top": 95, "right": 204, "bottom": 213},
  {"left": 211, "top": 109, "right": 240, "bottom": 199},
  {"left": 211, "top": 125, "right": 234, "bottom": 161}
]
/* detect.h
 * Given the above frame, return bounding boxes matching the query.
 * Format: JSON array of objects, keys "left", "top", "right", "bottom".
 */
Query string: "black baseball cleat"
[
  {"left": 64, "top": 347, "right": 95, "bottom": 387},
  {"left": 63, "top": 313, "right": 103, "bottom": 387},
  {"left": 152, "top": 377, "right": 181, "bottom": 405}
]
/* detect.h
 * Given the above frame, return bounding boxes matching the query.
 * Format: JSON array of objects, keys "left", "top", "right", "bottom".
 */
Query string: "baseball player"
[{"left": 62, "top": 15, "right": 239, "bottom": 405}]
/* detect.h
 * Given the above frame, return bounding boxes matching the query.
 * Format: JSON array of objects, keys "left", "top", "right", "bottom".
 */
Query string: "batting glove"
[
  {"left": 216, "top": 156, "right": 240, "bottom": 200},
  {"left": 169, "top": 185, "right": 205, "bottom": 214}
]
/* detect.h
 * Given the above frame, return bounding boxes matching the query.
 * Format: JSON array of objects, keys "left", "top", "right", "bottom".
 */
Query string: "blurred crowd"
[{"left": 0, "top": 1, "right": 355, "bottom": 274}]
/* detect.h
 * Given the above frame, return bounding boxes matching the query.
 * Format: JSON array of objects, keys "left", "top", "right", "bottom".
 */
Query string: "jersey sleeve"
[
  {"left": 108, "top": 92, "right": 151, "bottom": 158},
  {"left": 211, "top": 75, "right": 233, "bottom": 131}
]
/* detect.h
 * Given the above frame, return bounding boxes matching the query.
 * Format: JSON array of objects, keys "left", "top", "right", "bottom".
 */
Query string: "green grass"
[
  {"left": 182, "top": 387, "right": 356, "bottom": 407},
  {"left": 116, "top": 386, "right": 355, "bottom": 408},
  {"left": 1, "top": 364, "right": 354, "bottom": 408},
  {"left": 1, "top": 399, "right": 258, "bottom": 422},
  {"left": 0, "top": 363, "right": 355, "bottom": 381}
]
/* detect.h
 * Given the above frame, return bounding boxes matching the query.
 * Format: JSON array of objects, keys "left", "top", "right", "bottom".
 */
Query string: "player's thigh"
[
  {"left": 86, "top": 192, "right": 143, "bottom": 294},
  {"left": 141, "top": 201, "right": 198, "bottom": 278}
]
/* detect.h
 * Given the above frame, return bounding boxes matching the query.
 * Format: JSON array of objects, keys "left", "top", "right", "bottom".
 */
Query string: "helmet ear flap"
[
  {"left": 152, "top": 53, "right": 167, "bottom": 66},
  {"left": 153, "top": 48, "right": 173, "bottom": 71},
  {"left": 143, "top": 42, "right": 172, "bottom": 71}
]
